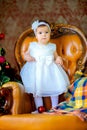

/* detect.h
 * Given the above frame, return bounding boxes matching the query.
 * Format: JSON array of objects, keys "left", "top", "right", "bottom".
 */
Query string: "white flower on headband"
[
  {"left": 32, "top": 20, "right": 39, "bottom": 31},
  {"left": 32, "top": 20, "right": 51, "bottom": 34}
]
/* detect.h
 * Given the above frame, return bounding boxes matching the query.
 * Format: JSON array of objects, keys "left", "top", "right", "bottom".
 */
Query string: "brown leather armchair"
[{"left": 0, "top": 24, "right": 87, "bottom": 130}]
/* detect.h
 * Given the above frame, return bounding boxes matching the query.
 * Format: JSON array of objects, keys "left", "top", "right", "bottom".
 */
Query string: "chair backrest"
[{"left": 15, "top": 24, "right": 87, "bottom": 83}]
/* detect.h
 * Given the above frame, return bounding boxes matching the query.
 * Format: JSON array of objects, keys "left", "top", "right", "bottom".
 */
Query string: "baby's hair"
[
  {"left": 39, "top": 20, "right": 50, "bottom": 24},
  {"left": 38, "top": 20, "right": 50, "bottom": 27}
]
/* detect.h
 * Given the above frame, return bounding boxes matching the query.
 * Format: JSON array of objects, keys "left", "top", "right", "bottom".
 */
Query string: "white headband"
[{"left": 32, "top": 20, "right": 51, "bottom": 34}]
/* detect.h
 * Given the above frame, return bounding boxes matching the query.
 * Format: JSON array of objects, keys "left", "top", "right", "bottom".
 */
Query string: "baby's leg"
[
  {"left": 51, "top": 96, "right": 59, "bottom": 107},
  {"left": 34, "top": 97, "right": 43, "bottom": 109}
]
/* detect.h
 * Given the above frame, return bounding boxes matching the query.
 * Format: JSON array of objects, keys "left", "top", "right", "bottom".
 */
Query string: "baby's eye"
[
  {"left": 46, "top": 32, "right": 48, "bottom": 34},
  {"left": 39, "top": 32, "right": 42, "bottom": 34}
]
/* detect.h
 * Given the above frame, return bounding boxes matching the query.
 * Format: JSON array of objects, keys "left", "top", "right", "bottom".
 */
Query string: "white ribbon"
[
  {"left": 35, "top": 56, "right": 53, "bottom": 66},
  {"left": 45, "top": 56, "right": 53, "bottom": 65}
]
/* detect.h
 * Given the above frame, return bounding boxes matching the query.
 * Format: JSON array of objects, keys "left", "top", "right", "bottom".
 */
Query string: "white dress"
[{"left": 20, "top": 42, "right": 70, "bottom": 97}]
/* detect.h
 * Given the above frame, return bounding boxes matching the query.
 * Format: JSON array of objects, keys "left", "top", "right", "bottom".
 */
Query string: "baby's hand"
[
  {"left": 24, "top": 51, "right": 35, "bottom": 62},
  {"left": 25, "top": 55, "right": 35, "bottom": 62},
  {"left": 55, "top": 56, "right": 63, "bottom": 66}
]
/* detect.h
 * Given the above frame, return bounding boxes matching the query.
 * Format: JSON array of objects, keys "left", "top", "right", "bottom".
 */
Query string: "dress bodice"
[
  {"left": 28, "top": 42, "right": 56, "bottom": 65},
  {"left": 29, "top": 42, "right": 56, "bottom": 58}
]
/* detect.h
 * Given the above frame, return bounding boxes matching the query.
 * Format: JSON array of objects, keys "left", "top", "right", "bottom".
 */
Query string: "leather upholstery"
[
  {"left": 0, "top": 87, "right": 13, "bottom": 114},
  {"left": 2, "top": 82, "right": 35, "bottom": 114},
  {"left": 0, "top": 114, "right": 87, "bottom": 130},
  {"left": 2, "top": 82, "right": 25, "bottom": 114}
]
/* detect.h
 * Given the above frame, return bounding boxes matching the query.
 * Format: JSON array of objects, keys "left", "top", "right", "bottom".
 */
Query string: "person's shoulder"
[
  {"left": 30, "top": 42, "right": 37, "bottom": 47},
  {"left": 48, "top": 43, "right": 56, "bottom": 49},
  {"left": 29, "top": 42, "right": 37, "bottom": 50},
  {"left": 49, "top": 43, "right": 56, "bottom": 46},
  {"left": 30, "top": 41, "right": 37, "bottom": 45}
]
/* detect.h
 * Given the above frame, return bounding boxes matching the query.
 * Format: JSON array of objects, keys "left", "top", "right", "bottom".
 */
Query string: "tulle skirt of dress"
[{"left": 20, "top": 61, "right": 70, "bottom": 97}]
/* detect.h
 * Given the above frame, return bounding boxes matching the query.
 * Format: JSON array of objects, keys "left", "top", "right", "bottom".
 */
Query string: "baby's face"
[{"left": 36, "top": 26, "right": 51, "bottom": 45}]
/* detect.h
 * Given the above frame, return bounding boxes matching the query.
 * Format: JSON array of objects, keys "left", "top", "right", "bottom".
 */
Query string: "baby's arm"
[
  {"left": 54, "top": 51, "right": 63, "bottom": 66},
  {"left": 24, "top": 50, "right": 35, "bottom": 62}
]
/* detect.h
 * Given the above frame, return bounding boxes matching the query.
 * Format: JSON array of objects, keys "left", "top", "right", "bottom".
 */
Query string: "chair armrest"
[
  {"left": 2, "top": 81, "right": 35, "bottom": 114},
  {"left": 2, "top": 82, "right": 25, "bottom": 114}
]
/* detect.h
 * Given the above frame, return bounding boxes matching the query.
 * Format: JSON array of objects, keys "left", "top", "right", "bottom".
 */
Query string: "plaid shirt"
[{"left": 55, "top": 76, "right": 87, "bottom": 112}]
